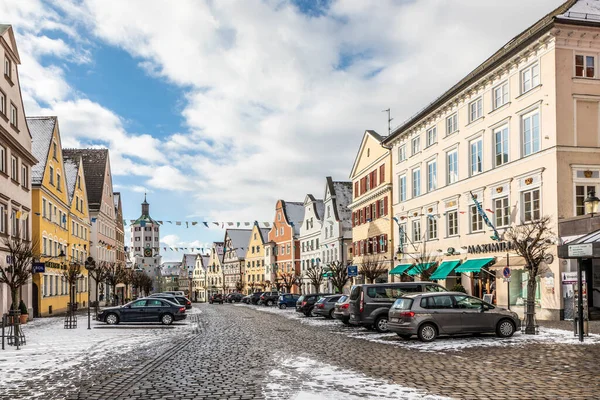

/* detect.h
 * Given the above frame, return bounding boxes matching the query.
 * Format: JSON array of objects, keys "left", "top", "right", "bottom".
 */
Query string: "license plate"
[{"left": 390, "top": 318, "right": 399, "bottom": 323}]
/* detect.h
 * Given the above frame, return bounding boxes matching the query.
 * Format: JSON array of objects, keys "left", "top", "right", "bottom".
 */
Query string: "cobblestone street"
[{"left": 47, "top": 303, "right": 600, "bottom": 400}]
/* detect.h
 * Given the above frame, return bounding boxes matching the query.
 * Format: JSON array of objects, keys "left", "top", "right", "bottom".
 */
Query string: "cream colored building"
[
  {"left": 349, "top": 130, "right": 394, "bottom": 283},
  {"left": 206, "top": 242, "right": 224, "bottom": 296},
  {"left": 192, "top": 254, "right": 209, "bottom": 302},
  {"left": 383, "top": 0, "right": 600, "bottom": 320}
]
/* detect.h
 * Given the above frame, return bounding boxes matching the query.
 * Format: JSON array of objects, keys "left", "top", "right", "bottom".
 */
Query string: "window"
[
  {"left": 0, "top": 145, "right": 4, "bottom": 173},
  {"left": 521, "top": 63, "right": 540, "bottom": 93},
  {"left": 494, "top": 125, "right": 509, "bottom": 167},
  {"left": 427, "top": 160, "right": 437, "bottom": 192},
  {"left": 21, "top": 164, "right": 27, "bottom": 188},
  {"left": 421, "top": 295, "right": 454, "bottom": 309},
  {"left": 493, "top": 82, "right": 509, "bottom": 109},
  {"left": 446, "top": 149, "right": 458, "bottom": 184},
  {"left": 575, "top": 185, "right": 598, "bottom": 216},
  {"left": 454, "top": 295, "right": 484, "bottom": 309},
  {"left": 447, "top": 210, "right": 458, "bottom": 236},
  {"left": 470, "top": 205, "right": 483, "bottom": 232},
  {"left": 446, "top": 113, "right": 458, "bottom": 135},
  {"left": 10, "top": 103, "right": 16, "bottom": 127},
  {"left": 56, "top": 173, "right": 61, "bottom": 190},
  {"left": 52, "top": 142, "right": 57, "bottom": 159},
  {"left": 412, "top": 168, "right": 421, "bottom": 197},
  {"left": 522, "top": 188, "right": 540, "bottom": 222},
  {"left": 398, "top": 145, "right": 406, "bottom": 162},
  {"left": 398, "top": 175, "right": 406, "bottom": 201},
  {"left": 469, "top": 98, "right": 482, "bottom": 122},
  {"left": 4, "top": 57, "right": 10, "bottom": 79},
  {"left": 280, "top": 227, "right": 284, "bottom": 236},
  {"left": 49, "top": 166, "right": 54, "bottom": 185},
  {"left": 10, "top": 155, "right": 17, "bottom": 181},
  {"left": 411, "top": 136, "right": 420, "bottom": 155},
  {"left": 11, "top": 209, "right": 17, "bottom": 237},
  {"left": 522, "top": 111, "right": 540, "bottom": 156},
  {"left": 469, "top": 138, "right": 483, "bottom": 176},
  {"left": 427, "top": 216, "right": 437, "bottom": 240},
  {"left": 0, "top": 203, "right": 4, "bottom": 233},
  {"left": 575, "top": 54, "right": 595, "bottom": 78},
  {"left": 412, "top": 220, "right": 421, "bottom": 242},
  {"left": 379, "top": 199, "right": 384, "bottom": 216},
  {"left": 0, "top": 90, "right": 5, "bottom": 115},
  {"left": 494, "top": 196, "right": 510, "bottom": 227},
  {"left": 426, "top": 127, "right": 437, "bottom": 147}
]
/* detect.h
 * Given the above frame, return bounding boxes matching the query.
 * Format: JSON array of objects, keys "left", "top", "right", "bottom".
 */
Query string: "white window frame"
[
  {"left": 469, "top": 97, "right": 483, "bottom": 122},
  {"left": 446, "top": 149, "right": 458, "bottom": 185},
  {"left": 427, "top": 159, "right": 437, "bottom": 192},
  {"left": 469, "top": 205, "right": 483, "bottom": 233},
  {"left": 427, "top": 216, "right": 437, "bottom": 241},
  {"left": 574, "top": 184, "right": 598, "bottom": 216},
  {"left": 493, "top": 81, "right": 509, "bottom": 109},
  {"left": 21, "top": 164, "right": 27, "bottom": 189},
  {"left": 10, "top": 155, "right": 17, "bottom": 181},
  {"left": 426, "top": 126, "right": 437, "bottom": 147},
  {"left": 494, "top": 125, "right": 509, "bottom": 167},
  {"left": 9, "top": 103, "right": 16, "bottom": 127},
  {"left": 398, "top": 145, "right": 406, "bottom": 162},
  {"left": 0, "top": 203, "right": 5, "bottom": 234},
  {"left": 0, "top": 145, "right": 5, "bottom": 173},
  {"left": 4, "top": 57, "right": 10, "bottom": 78},
  {"left": 575, "top": 54, "right": 596, "bottom": 78},
  {"left": 469, "top": 137, "right": 483, "bottom": 176},
  {"left": 446, "top": 210, "right": 458, "bottom": 237},
  {"left": 0, "top": 90, "right": 5, "bottom": 115},
  {"left": 521, "top": 188, "right": 541, "bottom": 222},
  {"left": 411, "top": 136, "right": 420, "bottom": 156},
  {"left": 398, "top": 174, "right": 406, "bottom": 202},
  {"left": 412, "top": 220, "right": 421, "bottom": 243},
  {"left": 521, "top": 63, "right": 540, "bottom": 94},
  {"left": 494, "top": 196, "right": 511, "bottom": 227},
  {"left": 522, "top": 110, "right": 540, "bottom": 157},
  {"left": 446, "top": 113, "right": 458, "bottom": 135},
  {"left": 412, "top": 167, "right": 421, "bottom": 197}
]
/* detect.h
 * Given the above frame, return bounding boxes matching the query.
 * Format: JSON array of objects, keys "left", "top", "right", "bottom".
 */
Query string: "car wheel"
[
  {"left": 105, "top": 313, "right": 119, "bottom": 325},
  {"left": 161, "top": 313, "right": 174, "bottom": 325},
  {"left": 309, "top": 308, "right": 318, "bottom": 317},
  {"left": 266, "top": 300, "right": 273, "bottom": 307},
  {"left": 417, "top": 323, "right": 437, "bottom": 342},
  {"left": 496, "top": 319, "right": 516, "bottom": 338},
  {"left": 280, "top": 304, "right": 287, "bottom": 309},
  {"left": 397, "top": 333, "right": 412, "bottom": 340},
  {"left": 374, "top": 316, "right": 389, "bottom": 333},
  {"left": 328, "top": 309, "right": 335, "bottom": 319}
]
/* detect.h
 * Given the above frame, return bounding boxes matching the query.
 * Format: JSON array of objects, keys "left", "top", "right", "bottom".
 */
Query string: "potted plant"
[{"left": 19, "top": 300, "right": 28, "bottom": 324}]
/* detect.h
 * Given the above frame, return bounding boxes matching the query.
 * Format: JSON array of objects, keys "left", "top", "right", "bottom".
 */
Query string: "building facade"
[
  {"left": 129, "top": 195, "right": 161, "bottom": 291},
  {"left": 243, "top": 223, "right": 270, "bottom": 294},
  {"left": 382, "top": 0, "right": 600, "bottom": 320},
  {"left": 0, "top": 25, "right": 37, "bottom": 317},
  {"left": 192, "top": 254, "right": 209, "bottom": 302},
  {"left": 180, "top": 253, "right": 196, "bottom": 297},
  {"left": 160, "top": 262, "right": 181, "bottom": 292},
  {"left": 349, "top": 130, "right": 394, "bottom": 283},
  {"left": 223, "top": 229, "right": 252, "bottom": 293},
  {"left": 299, "top": 195, "right": 324, "bottom": 294},
  {"left": 206, "top": 242, "right": 224, "bottom": 296}
]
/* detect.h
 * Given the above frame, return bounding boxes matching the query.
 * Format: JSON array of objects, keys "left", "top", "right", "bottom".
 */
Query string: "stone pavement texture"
[{"left": 60, "top": 303, "right": 600, "bottom": 400}]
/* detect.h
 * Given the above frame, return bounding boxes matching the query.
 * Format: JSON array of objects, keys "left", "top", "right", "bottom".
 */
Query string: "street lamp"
[
  {"left": 584, "top": 190, "right": 600, "bottom": 217},
  {"left": 84, "top": 257, "right": 96, "bottom": 330}
]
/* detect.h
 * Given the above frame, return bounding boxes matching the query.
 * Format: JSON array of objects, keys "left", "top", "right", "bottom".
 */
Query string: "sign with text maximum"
[{"left": 568, "top": 243, "right": 593, "bottom": 258}]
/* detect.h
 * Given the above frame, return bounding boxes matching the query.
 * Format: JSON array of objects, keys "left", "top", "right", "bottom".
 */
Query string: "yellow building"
[
  {"left": 28, "top": 116, "right": 88, "bottom": 317},
  {"left": 243, "top": 223, "right": 270, "bottom": 294}
]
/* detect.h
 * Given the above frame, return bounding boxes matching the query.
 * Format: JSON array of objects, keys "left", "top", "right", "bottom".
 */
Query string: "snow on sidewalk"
[
  {"left": 0, "top": 311, "right": 198, "bottom": 388},
  {"left": 263, "top": 355, "right": 449, "bottom": 400}
]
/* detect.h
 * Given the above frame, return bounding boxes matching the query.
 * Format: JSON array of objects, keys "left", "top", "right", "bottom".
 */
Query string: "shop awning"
[
  {"left": 430, "top": 260, "right": 461, "bottom": 280},
  {"left": 406, "top": 262, "right": 436, "bottom": 276},
  {"left": 323, "top": 271, "right": 333, "bottom": 278},
  {"left": 389, "top": 264, "right": 412, "bottom": 275},
  {"left": 455, "top": 257, "right": 495, "bottom": 273}
]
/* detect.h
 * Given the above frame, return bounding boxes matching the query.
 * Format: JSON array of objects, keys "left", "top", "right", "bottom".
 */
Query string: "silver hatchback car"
[{"left": 387, "top": 292, "right": 521, "bottom": 342}]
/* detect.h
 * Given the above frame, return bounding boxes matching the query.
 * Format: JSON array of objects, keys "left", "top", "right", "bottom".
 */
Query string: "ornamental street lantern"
[
  {"left": 584, "top": 190, "right": 600, "bottom": 216},
  {"left": 84, "top": 257, "right": 96, "bottom": 330}
]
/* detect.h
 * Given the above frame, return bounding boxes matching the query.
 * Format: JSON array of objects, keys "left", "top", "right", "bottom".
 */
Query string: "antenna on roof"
[{"left": 382, "top": 108, "right": 393, "bottom": 136}]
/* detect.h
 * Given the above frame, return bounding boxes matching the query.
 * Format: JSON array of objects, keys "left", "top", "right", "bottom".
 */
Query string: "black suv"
[
  {"left": 209, "top": 294, "right": 224, "bottom": 304},
  {"left": 226, "top": 293, "right": 244, "bottom": 303},
  {"left": 148, "top": 294, "right": 193, "bottom": 309},
  {"left": 249, "top": 292, "right": 264, "bottom": 305},
  {"left": 295, "top": 293, "right": 331, "bottom": 316},
  {"left": 348, "top": 282, "right": 446, "bottom": 333},
  {"left": 259, "top": 291, "right": 282, "bottom": 306}
]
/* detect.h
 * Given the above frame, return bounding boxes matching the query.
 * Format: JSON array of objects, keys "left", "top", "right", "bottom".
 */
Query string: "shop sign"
[
  {"left": 32, "top": 262, "right": 45, "bottom": 273},
  {"left": 567, "top": 244, "right": 593, "bottom": 258},
  {"left": 561, "top": 272, "right": 586, "bottom": 284},
  {"left": 467, "top": 241, "right": 514, "bottom": 254},
  {"left": 347, "top": 265, "right": 358, "bottom": 277}
]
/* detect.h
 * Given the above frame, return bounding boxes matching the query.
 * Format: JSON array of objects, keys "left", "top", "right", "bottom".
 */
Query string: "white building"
[
  {"left": 129, "top": 195, "right": 162, "bottom": 291},
  {"left": 299, "top": 195, "right": 324, "bottom": 293}
]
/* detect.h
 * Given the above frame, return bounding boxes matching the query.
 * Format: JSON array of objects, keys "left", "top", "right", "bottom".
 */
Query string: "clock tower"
[{"left": 130, "top": 194, "right": 162, "bottom": 292}]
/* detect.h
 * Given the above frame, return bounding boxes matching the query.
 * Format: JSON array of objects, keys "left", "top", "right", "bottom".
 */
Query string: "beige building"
[
  {"left": 0, "top": 25, "right": 38, "bottom": 317},
  {"left": 383, "top": 0, "right": 600, "bottom": 320},
  {"left": 206, "top": 242, "right": 224, "bottom": 296},
  {"left": 192, "top": 254, "right": 209, "bottom": 302},
  {"left": 243, "top": 223, "right": 270, "bottom": 294},
  {"left": 349, "top": 130, "right": 394, "bottom": 282}
]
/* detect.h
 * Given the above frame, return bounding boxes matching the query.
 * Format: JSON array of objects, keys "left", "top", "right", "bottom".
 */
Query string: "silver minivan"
[{"left": 387, "top": 292, "right": 521, "bottom": 342}]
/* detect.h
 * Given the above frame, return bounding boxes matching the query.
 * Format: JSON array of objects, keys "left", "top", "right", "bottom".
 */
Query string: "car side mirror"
[{"left": 479, "top": 305, "right": 487, "bottom": 313}]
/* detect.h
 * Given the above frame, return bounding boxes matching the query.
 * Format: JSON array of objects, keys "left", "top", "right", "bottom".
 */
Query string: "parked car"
[
  {"left": 387, "top": 292, "right": 520, "bottom": 342},
  {"left": 162, "top": 291, "right": 185, "bottom": 296},
  {"left": 148, "top": 293, "right": 193, "bottom": 309},
  {"left": 97, "top": 298, "right": 186, "bottom": 325},
  {"left": 226, "top": 293, "right": 244, "bottom": 303},
  {"left": 209, "top": 294, "right": 224, "bottom": 304},
  {"left": 333, "top": 295, "right": 350, "bottom": 324},
  {"left": 278, "top": 294, "right": 300, "bottom": 309},
  {"left": 348, "top": 282, "right": 447, "bottom": 333},
  {"left": 260, "top": 291, "right": 282, "bottom": 306},
  {"left": 296, "top": 293, "right": 331, "bottom": 317},
  {"left": 241, "top": 295, "right": 252, "bottom": 304},
  {"left": 249, "top": 292, "right": 264, "bottom": 305},
  {"left": 313, "top": 295, "right": 343, "bottom": 318}
]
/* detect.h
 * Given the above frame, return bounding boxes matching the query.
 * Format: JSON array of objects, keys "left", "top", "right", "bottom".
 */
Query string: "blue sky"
[{"left": 3, "top": 0, "right": 565, "bottom": 260}]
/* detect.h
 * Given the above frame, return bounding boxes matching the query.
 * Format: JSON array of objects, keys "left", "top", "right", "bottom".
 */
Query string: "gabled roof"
[
  {"left": 182, "top": 253, "right": 196, "bottom": 269},
  {"left": 225, "top": 229, "right": 253, "bottom": 258},
  {"left": 200, "top": 255, "right": 210, "bottom": 269},
  {"left": 62, "top": 148, "right": 109, "bottom": 210},
  {"left": 114, "top": 192, "right": 120, "bottom": 208},
  {"left": 325, "top": 177, "right": 353, "bottom": 227},
  {"left": 0, "top": 24, "right": 20, "bottom": 63},
  {"left": 28, "top": 116, "right": 57, "bottom": 186},
  {"left": 63, "top": 156, "right": 79, "bottom": 204},
  {"left": 349, "top": 130, "right": 385, "bottom": 179},
  {"left": 281, "top": 200, "right": 305, "bottom": 235},
  {"left": 383, "top": 0, "right": 579, "bottom": 144}
]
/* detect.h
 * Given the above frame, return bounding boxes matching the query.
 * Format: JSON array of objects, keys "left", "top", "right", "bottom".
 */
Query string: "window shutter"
[
  {"left": 354, "top": 182, "right": 359, "bottom": 198},
  {"left": 384, "top": 196, "right": 388, "bottom": 216},
  {"left": 372, "top": 170, "right": 377, "bottom": 188},
  {"left": 375, "top": 201, "right": 380, "bottom": 219},
  {"left": 352, "top": 212, "right": 355, "bottom": 227},
  {"left": 380, "top": 164, "right": 385, "bottom": 183},
  {"left": 366, "top": 205, "right": 371, "bottom": 221}
]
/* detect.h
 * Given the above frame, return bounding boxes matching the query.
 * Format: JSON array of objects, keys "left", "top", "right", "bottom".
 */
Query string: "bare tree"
[
  {"left": 402, "top": 238, "right": 439, "bottom": 281},
  {"left": 0, "top": 237, "right": 37, "bottom": 313},
  {"left": 505, "top": 215, "right": 554, "bottom": 334},
  {"left": 304, "top": 263, "right": 324, "bottom": 293},
  {"left": 329, "top": 261, "right": 349, "bottom": 294},
  {"left": 62, "top": 262, "right": 83, "bottom": 310},
  {"left": 121, "top": 268, "right": 135, "bottom": 302},
  {"left": 359, "top": 255, "right": 388, "bottom": 284},
  {"left": 89, "top": 261, "right": 109, "bottom": 306},
  {"left": 248, "top": 281, "right": 256, "bottom": 294},
  {"left": 105, "top": 263, "right": 125, "bottom": 305},
  {"left": 279, "top": 272, "right": 298, "bottom": 293},
  {"left": 235, "top": 273, "right": 244, "bottom": 292}
]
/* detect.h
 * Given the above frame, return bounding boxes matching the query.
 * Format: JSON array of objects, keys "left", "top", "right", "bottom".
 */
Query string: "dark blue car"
[{"left": 278, "top": 294, "right": 300, "bottom": 309}]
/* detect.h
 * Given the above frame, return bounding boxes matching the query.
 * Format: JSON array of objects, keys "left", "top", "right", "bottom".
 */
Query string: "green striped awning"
[
  {"left": 389, "top": 264, "right": 412, "bottom": 275},
  {"left": 406, "top": 262, "right": 436, "bottom": 276},
  {"left": 455, "top": 257, "right": 495, "bottom": 273},
  {"left": 430, "top": 260, "right": 461, "bottom": 280},
  {"left": 323, "top": 271, "right": 333, "bottom": 278}
]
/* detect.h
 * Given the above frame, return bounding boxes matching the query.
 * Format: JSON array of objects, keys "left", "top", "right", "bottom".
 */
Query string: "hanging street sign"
[
  {"left": 502, "top": 266, "right": 511, "bottom": 279},
  {"left": 347, "top": 265, "right": 358, "bottom": 277},
  {"left": 32, "top": 262, "right": 45, "bottom": 273}
]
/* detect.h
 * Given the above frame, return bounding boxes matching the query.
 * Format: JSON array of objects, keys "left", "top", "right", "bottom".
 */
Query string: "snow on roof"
[
  {"left": 182, "top": 253, "right": 196, "bottom": 269},
  {"left": 201, "top": 255, "right": 210, "bottom": 269},
  {"left": 559, "top": 0, "right": 600, "bottom": 20},
  {"left": 283, "top": 201, "right": 305, "bottom": 235},
  {"left": 226, "top": 229, "right": 253, "bottom": 258},
  {"left": 333, "top": 181, "right": 353, "bottom": 229},
  {"left": 63, "top": 157, "right": 79, "bottom": 204},
  {"left": 259, "top": 228, "right": 270, "bottom": 242},
  {"left": 315, "top": 199, "right": 325, "bottom": 221},
  {"left": 28, "top": 116, "right": 57, "bottom": 185}
]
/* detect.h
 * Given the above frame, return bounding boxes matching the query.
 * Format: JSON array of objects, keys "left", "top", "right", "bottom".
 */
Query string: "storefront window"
[{"left": 509, "top": 269, "right": 541, "bottom": 307}]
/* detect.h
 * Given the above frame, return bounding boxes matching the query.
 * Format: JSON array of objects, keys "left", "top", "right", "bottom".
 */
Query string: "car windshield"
[
  {"left": 297, "top": 295, "right": 305, "bottom": 302},
  {"left": 337, "top": 295, "right": 347, "bottom": 303},
  {"left": 392, "top": 298, "right": 413, "bottom": 310},
  {"left": 316, "top": 298, "right": 326, "bottom": 304}
]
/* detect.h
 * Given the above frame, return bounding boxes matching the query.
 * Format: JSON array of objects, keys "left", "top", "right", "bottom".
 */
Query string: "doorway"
[{"left": 32, "top": 283, "right": 39, "bottom": 318}]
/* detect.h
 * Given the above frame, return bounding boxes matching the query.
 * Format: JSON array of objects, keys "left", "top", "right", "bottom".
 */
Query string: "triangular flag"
[
  {"left": 213, "top": 222, "right": 219, "bottom": 226},
  {"left": 236, "top": 222, "right": 240, "bottom": 227},
  {"left": 192, "top": 222, "right": 198, "bottom": 226},
  {"left": 244, "top": 222, "right": 250, "bottom": 226},
  {"left": 167, "top": 221, "right": 172, "bottom": 224},
  {"left": 228, "top": 222, "right": 234, "bottom": 226},
  {"left": 158, "top": 220, "right": 163, "bottom": 224},
  {"left": 203, "top": 222, "right": 209, "bottom": 228},
  {"left": 176, "top": 221, "right": 182, "bottom": 226}
]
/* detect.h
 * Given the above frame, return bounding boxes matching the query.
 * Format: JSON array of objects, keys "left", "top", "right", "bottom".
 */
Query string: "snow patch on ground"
[
  {"left": 263, "top": 356, "right": 449, "bottom": 400},
  {"left": 240, "top": 304, "right": 340, "bottom": 327}
]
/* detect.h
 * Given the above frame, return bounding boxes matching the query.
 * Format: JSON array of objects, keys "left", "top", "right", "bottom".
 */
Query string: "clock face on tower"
[{"left": 144, "top": 248, "right": 153, "bottom": 257}]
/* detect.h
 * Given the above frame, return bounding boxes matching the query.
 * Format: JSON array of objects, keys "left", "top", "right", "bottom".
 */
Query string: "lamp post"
[
  {"left": 584, "top": 190, "right": 600, "bottom": 217},
  {"left": 84, "top": 257, "right": 96, "bottom": 330}
]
